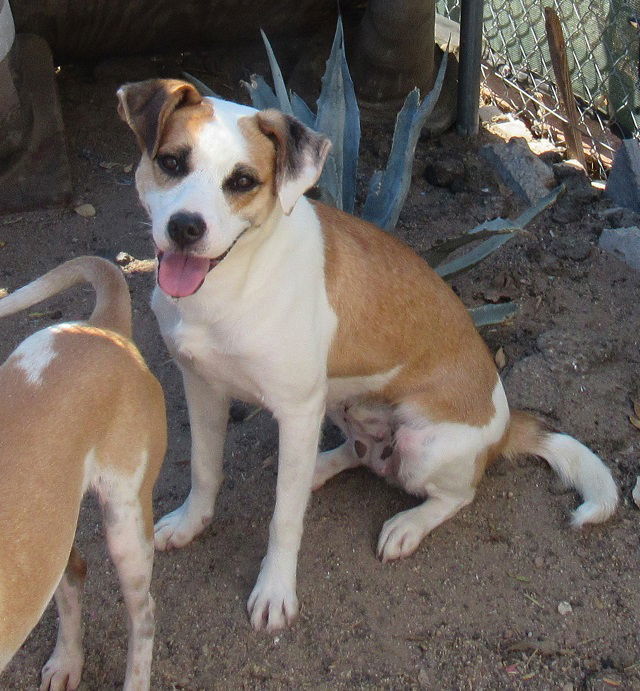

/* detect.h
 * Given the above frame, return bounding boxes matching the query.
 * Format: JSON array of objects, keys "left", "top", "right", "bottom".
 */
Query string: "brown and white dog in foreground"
[
  {"left": 0, "top": 257, "right": 166, "bottom": 690},
  {"left": 117, "top": 79, "right": 618, "bottom": 632}
]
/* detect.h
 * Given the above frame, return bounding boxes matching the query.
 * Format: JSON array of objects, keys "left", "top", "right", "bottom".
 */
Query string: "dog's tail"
[
  {"left": 0, "top": 256, "right": 132, "bottom": 338},
  {"left": 501, "top": 411, "right": 618, "bottom": 526}
]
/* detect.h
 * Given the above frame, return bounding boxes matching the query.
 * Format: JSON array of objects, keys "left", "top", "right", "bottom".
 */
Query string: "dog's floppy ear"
[
  {"left": 117, "top": 79, "right": 202, "bottom": 158},
  {"left": 256, "top": 109, "right": 331, "bottom": 215}
]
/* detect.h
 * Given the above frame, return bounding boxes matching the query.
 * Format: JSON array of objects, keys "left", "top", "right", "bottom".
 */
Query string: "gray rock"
[
  {"left": 480, "top": 137, "right": 555, "bottom": 205},
  {"left": 598, "top": 226, "right": 640, "bottom": 271}
]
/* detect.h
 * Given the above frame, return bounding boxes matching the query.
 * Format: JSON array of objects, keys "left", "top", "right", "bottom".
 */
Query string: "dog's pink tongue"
[{"left": 157, "top": 252, "right": 210, "bottom": 298}]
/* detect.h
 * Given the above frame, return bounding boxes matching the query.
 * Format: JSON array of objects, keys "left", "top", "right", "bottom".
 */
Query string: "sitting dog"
[
  {"left": 117, "top": 79, "right": 618, "bottom": 632},
  {"left": 0, "top": 257, "right": 166, "bottom": 690}
]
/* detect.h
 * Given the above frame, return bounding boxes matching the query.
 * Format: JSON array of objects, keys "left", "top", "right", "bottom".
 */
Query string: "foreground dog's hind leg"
[
  {"left": 248, "top": 398, "right": 324, "bottom": 631},
  {"left": 155, "top": 366, "right": 230, "bottom": 550},
  {"left": 377, "top": 489, "right": 475, "bottom": 562},
  {"left": 101, "top": 485, "right": 155, "bottom": 691},
  {"left": 40, "top": 547, "right": 86, "bottom": 691}
]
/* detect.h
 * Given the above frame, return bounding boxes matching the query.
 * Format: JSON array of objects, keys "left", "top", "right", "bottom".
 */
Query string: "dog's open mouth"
[{"left": 156, "top": 248, "right": 230, "bottom": 298}]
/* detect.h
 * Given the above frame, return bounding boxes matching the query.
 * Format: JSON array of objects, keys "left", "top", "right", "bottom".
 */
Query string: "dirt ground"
[{"left": 1, "top": 48, "right": 640, "bottom": 690}]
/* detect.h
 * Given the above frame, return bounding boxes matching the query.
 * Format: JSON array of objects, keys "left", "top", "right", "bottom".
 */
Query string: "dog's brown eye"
[
  {"left": 224, "top": 169, "right": 259, "bottom": 193},
  {"left": 157, "top": 154, "right": 182, "bottom": 176}
]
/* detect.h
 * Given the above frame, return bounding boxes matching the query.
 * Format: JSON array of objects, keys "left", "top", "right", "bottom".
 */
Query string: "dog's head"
[{"left": 117, "top": 79, "right": 331, "bottom": 298}]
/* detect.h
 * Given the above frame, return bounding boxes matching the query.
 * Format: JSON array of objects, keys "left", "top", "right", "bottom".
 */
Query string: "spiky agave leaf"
[
  {"left": 430, "top": 185, "right": 564, "bottom": 278},
  {"left": 182, "top": 71, "right": 218, "bottom": 98},
  {"left": 469, "top": 302, "right": 519, "bottom": 327},
  {"left": 243, "top": 74, "right": 280, "bottom": 110},
  {"left": 315, "top": 17, "right": 360, "bottom": 212},
  {"left": 361, "top": 49, "right": 449, "bottom": 230},
  {"left": 260, "top": 29, "right": 293, "bottom": 115},
  {"left": 290, "top": 92, "right": 316, "bottom": 128}
]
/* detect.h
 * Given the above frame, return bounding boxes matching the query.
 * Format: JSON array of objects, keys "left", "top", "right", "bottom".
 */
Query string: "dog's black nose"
[{"left": 167, "top": 212, "right": 206, "bottom": 248}]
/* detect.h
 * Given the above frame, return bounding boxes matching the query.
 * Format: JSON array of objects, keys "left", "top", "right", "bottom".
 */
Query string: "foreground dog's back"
[{"left": 0, "top": 257, "right": 166, "bottom": 689}]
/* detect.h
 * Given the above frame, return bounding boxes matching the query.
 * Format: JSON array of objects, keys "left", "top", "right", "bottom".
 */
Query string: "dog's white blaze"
[
  {"left": 10, "top": 327, "right": 57, "bottom": 385},
  {"left": 396, "top": 375, "right": 509, "bottom": 495},
  {"left": 148, "top": 98, "right": 260, "bottom": 260}
]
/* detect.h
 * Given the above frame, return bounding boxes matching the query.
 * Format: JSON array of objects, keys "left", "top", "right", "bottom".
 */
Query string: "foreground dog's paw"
[
  {"left": 247, "top": 571, "right": 298, "bottom": 632},
  {"left": 40, "top": 651, "right": 83, "bottom": 691},
  {"left": 377, "top": 511, "right": 425, "bottom": 563},
  {"left": 154, "top": 497, "right": 212, "bottom": 551}
]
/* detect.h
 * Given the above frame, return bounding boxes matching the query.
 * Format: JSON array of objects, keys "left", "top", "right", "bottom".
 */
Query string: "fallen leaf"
[
  {"left": 603, "top": 678, "right": 622, "bottom": 687},
  {"left": 507, "top": 572, "right": 530, "bottom": 583},
  {"left": 495, "top": 346, "right": 507, "bottom": 369},
  {"left": 0, "top": 241, "right": 6, "bottom": 248},
  {"left": 504, "top": 664, "right": 519, "bottom": 675},
  {"left": 630, "top": 415, "right": 640, "bottom": 431},
  {"left": 507, "top": 639, "right": 560, "bottom": 656},
  {"left": 74, "top": 203, "right": 96, "bottom": 218},
  {"left": 521, "top": 672, "right": 537, "bottom": 680},
  {"left": 0, "top": 288, "right": 7, "bottom": 298},
  {"left": 524, "top": 593, "right": 543, "bottom": 608},
  {"left": 28, "top": 309, "right": 63, "bottom": 320},
  {"left": 123, "top": 163, "right": 133, "bottom": 173},
  {"left": 99, "top": 160, "right": 120, "bottom": 170}
]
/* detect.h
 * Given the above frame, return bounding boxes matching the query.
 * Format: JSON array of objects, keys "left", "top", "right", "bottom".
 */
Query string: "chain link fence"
[{"left": 437, "top": 0, "right": 640, "bottom": 177}]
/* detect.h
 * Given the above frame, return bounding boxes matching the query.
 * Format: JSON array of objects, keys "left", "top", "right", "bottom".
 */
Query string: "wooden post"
[{"left": 544, "top": 7, "right": 586, "bottom": 167}]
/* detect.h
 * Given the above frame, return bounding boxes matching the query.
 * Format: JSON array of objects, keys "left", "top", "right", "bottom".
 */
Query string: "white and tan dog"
[
  {"left": 117, "top": 79, "right": 618, "bottom": 632},
  {"left": 0, "top": 257, "right": 166, "bottom": 690}
]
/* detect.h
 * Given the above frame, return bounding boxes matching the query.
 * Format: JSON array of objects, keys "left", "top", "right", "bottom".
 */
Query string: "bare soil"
[{"left": 1, "top": 51, "right": 639, "bottom": 690}]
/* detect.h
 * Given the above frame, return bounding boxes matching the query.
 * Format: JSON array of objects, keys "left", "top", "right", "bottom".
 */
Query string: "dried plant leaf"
[
  {"left": 495, "top": 346, "right": 507, "bottom": 369},
  {"left": 630, "top": 415, "right": 640, "bottom": 430},
  {"left": 633, "top": 399, "right": 640, "bottom": 419}
]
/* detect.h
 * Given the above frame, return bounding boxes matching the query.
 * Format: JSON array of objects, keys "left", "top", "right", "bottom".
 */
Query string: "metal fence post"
[{"left": 457, "top": 0, "right": 484, "bottom": 136}]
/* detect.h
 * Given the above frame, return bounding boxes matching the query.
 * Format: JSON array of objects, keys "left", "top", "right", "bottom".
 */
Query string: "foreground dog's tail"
[
  {"left": 501, "top": 411, "right": 618, "bottom": 526},
  {"left": 0, "top": 256, "right": 132, "bottom": 338}
]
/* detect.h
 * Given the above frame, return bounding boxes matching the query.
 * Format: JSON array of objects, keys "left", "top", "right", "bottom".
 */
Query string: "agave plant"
[{"left": 185, "top": 19, "right": 562, "bottom": 326}]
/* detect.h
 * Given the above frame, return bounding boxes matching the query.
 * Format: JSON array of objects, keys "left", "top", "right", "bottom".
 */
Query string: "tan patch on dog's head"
[
  {"left": 237, "top": 110, "right": 330, "bottom": 216},
  {"left": 227, "top": 116, "right": 279, "bottom": 225},
  {"left": 117, "top": 79, "right": 204, "bottom": 157}
]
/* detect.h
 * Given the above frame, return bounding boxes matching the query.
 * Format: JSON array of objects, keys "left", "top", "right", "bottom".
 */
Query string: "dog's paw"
[
  {"left": 154, "top": 497, "right": 212, "bottom": 551},
  {"left": 40, "top": 650, "right": 83, "bottom": 691},
  {"left": 376, "top": 511, "right": 425, "bottom": 563},
  {"left": 247, "top": 570, "right": 298, "bottom": 632}
]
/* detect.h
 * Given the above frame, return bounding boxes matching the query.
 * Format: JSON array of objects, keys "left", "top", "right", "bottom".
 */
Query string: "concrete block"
[
  {"left": 598, "top": 226, "right": 640, "bottom": 271},
  {"left": 480, "top": 137, "right": 555, "bottom": 205},
  {"left": 605, "top": 139, "right": 640, "bottom": 212}
]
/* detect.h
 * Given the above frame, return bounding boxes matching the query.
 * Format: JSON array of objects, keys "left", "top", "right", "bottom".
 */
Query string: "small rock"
[
  {"left": 480, "top": 138, "right": 555, "bottom": 205},
  {"left": 422, "top": 157, "right": 465, "bottom": 189},
  {"left": 599, "top": 226, "right": 640, "bottom": 272},
  {"left": 552, "top": 159, "right": 588, "bottom": 181},
  {"left": 605, "top": 138, "right": 640, "bottom": 212},
  {"left": 632, "top": 476, "right": 640, "bottom": 509},
  {"left": 494, "top": 346, "right": 507, "bottom": 370},
  {"left": 557, "top": 601, "right": 573, "bottom": 615},
  {"left": 74, "top": 203, "right": 96, "bottom": 218},
  {"left": 534, "top": 556, "right": 544, "bottom": 568},
  {"left": 115, "top": 251, "right": 134, "bottom": 266}
]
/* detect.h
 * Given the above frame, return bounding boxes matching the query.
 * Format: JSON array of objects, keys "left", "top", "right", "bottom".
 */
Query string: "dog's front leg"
[
  {"left": 155, "top": 364, "right": 230, "bottom": 550},
  {"left": 248, "top": 396, "right": 324, "bottom": 632}
]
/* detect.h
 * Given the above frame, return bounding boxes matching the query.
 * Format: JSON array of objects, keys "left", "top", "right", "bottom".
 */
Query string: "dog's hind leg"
[
  {"left": 375, "top": 421, "right": 478, "bottom": 563},
  {"left": 101, "top": 482, "right": 155, "bottom": 691},
  {"left": 40, "top": 546, "right": 86, "bottom": 691},
  {"left": 155, "top": 365, "right": 230, "bottom": 550}
]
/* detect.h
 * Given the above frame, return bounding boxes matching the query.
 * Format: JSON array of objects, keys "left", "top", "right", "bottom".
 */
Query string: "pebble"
[
  {"left": 534, "top": 556, "right": 544, "bottom": 568},
  {"left": 74, "top": 203, "right": 96, "bottom": 218},
  {"left": 557, "top": 601, "right": 573, "bottom": 615}
]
